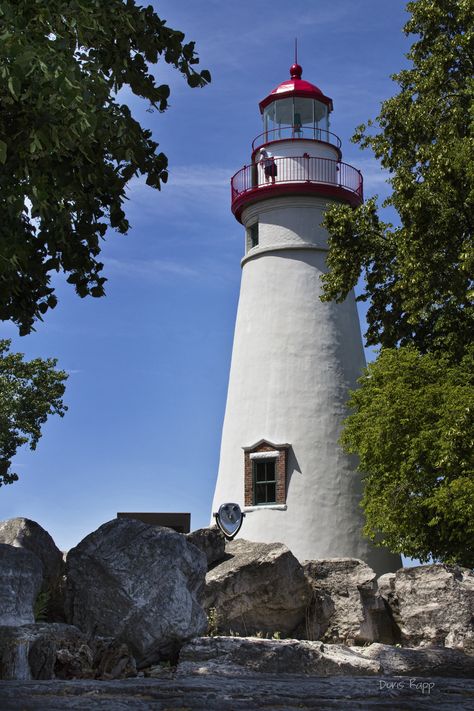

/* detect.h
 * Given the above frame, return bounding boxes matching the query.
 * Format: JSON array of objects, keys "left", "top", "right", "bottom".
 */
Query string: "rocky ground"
[
  {"left": 1, "top": 516, "right": 473, "bottom": 710},
  {"left": 1, "top": 674, "right": 474, "bottom": 710}
]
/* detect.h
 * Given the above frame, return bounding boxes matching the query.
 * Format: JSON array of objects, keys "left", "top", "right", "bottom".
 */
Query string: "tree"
[
  {"left": 0, "top": 1, "right": 210, "bottom": 334},
  {"left": 320, "top": 0, "right": 474, "bottom": 564},
  {"left": 0, "top": 339, "right": 67, "bottom": 486},
  {"left": 321, "top": 0, "right": 473, "bottom": 362},
  {"left": 342, "top": 347, "right": 474, "bottom": 568}
]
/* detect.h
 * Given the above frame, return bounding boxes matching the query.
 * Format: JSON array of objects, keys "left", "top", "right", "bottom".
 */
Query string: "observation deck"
[{"left": 231, "top": 139, "right": 363, "bottom": 222}]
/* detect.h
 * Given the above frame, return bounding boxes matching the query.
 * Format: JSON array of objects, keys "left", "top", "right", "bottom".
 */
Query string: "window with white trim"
[{"left": 243, "top": 440, "right": 289, "bottom": 507}]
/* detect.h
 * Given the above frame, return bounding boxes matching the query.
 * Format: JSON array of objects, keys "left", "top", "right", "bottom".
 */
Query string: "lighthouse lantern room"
[{"left": 212, "top": 62, "right": 401, "bottom": 575}]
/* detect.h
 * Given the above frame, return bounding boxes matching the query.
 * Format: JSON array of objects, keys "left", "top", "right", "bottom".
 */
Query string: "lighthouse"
[{"left": 212, "top": 62, "right": 401, "bottom": 575}]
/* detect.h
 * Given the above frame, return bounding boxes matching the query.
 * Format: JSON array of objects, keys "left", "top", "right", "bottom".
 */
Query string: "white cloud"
[
  {"left": 124, "top": 165, "right": 232, "bottom": 223},
  {"left": 106, "top": 256, "right": 200, "bottom": 280},
  {"left": 167, "top": 165, "right": 230, "bottom": 190}
]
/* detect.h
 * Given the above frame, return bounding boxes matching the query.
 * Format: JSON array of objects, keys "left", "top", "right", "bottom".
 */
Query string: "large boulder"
[
  {"left": 0, "top": 545, "right": 42, "bottom": 626},
  {"left": 378, "top": 564, "right": 474, "bottom": 654},
  {"left": 186, "top": 526, "right": 226, "bottom": 567},
  {"left": 0, "top": 518, "right": 65, "bottom": 621},
  {"left": 66, "top": 518, "right": 208, "bottom": 666},
  {"left": 300, "top": 559, "right": 396, "bottom": 645},
  {"left": 203, "top": 539, "right": 312, "bottom": 637},
  {"left": 0, "top": 518, "right": 63, "bottom": 586}
]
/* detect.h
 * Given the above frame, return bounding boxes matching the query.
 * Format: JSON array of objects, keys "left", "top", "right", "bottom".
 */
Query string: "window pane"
[
  {"left": 255, "top": 461, "right": 267, "bottom": 482},
  {"left": 255, "top": 483, "right": 267, "bottom": 504},
  {"left": 266, "top": 483, "right": 276, "bottom": 502},
  {"left": 263, "top": 103, "right": 275, "bottom": 133},
  {"left": 249, "top": 223, "right": 258, "bottom": 248},
  {"left": 294, "top": 97, "right": 314, "bottom": 126},
  {"left": 314, "top": 101, "right": 328, "bottom": 131},
  {"left": 264, "top": 460, "right": 275, "bottom": 482},
  {"left": 273, "top": 98, "right": 293, "bottom": 126},
  {"left": 253, "top": 458, "right": 277, "bottom": 504}
]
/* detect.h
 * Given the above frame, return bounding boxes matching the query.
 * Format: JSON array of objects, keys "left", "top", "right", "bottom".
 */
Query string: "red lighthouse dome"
[{"left": 259, "top": 63, "right": 333, "bottom": 113}]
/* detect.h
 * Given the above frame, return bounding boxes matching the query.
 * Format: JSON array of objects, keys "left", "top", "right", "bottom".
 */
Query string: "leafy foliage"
[
  {"left": 0, "top": 1, "right": 210, "bottom": 334},
  {"left": 321, "top": 0, "right": 474, "bottom": 565},
  {"left": 321, "top": 0, "right": 473, "bottom": 362},
  {"left": 0, "top": 339, "right": 67, "bottom": 485},
  {"left": 34, "top": 590, "right": 50, "bottom": 622},
  {"left": 343, "top": 347, "right": 474, "bottom": 568}
]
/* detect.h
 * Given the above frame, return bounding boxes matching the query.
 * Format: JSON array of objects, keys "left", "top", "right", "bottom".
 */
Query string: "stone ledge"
[{"left": 178, "top": 636, "right": 474, "bottom": 679}]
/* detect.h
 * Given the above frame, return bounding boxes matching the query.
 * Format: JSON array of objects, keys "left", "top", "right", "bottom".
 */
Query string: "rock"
[
  {"left": 2, "top": 676, "right": 474, "bottom": 711},
  {"left": 178, "top": 636, "right": 474, "bottom": 680},
  {"left": 0, "top": 623, "right": 93, "bottom": 680},
  {"left": 203, "top": 539, "right": 312, "bottom": 637},
  {"left": 143, "top": 663, "right": 174, "bottom": 678},
  {"left": 300, "top": 558, "right": 396, "bottom": 645},
  {"left": 0, "top": 623, "right": 141, "bottom": 681},
  {"left": 0, "top": 544, "right": 43, "bottom": 626},
  {"left": 92, "top": 638, "right": 137, "bottom": 680},
  {"left": 0, "top": 518, "right": 65, "bottom": 622},
  {"left": 379, "top": 564, "right": 474, "bottom": 654},
  {"left": 0, "top": 518, "right": 63, "bottom": 586},
  {"left": 66, "top": 518, "right": 208, "bottom": 666},
  {"left": 186, "top": 526, "right": 226, "bottom": 567},
  {"left": 360, "top": 642, "right": 474, "bottom": 678},
  {"left": 177, "top": 636, "right": 381, "bottom": 677},
  {"left": 377, "top": 572, "right": 396, "bottom": 603},
  {"left": 299, "top": 558, "right": 396, "bottom": 644}
]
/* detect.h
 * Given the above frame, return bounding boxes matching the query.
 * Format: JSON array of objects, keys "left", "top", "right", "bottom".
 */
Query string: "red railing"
[
  {"left": 231, "top": 156, "right": 363, "bottom": 203},
  {"left": 252, "top": 127, "right": 342, "bottom": 152}
]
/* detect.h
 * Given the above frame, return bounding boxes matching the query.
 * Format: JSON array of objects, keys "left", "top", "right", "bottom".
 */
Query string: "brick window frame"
[{"left": 242, "top": 440, "right": 289, "bottom": 507}]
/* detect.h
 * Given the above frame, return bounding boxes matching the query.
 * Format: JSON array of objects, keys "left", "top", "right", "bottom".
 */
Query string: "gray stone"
[
  {"left": 360, "top": 642, "right": 474, "bottom": 678},
  {"left": 203, "top": 539, "right": 312, "bottom": 637},
  {"left": 91, "top": 638, "right": 137, "bottom": 680},
  {"left": 0, "top": 623, "right": 93, "bottom": 680},
  {"left": 178, "top": 636, "right": 382, "bottom": 676},
  {"left": 0, "top": 623, "right": 140, "bottom": 681},
  {"left": 2, "top": 676, "right": 474, "bottom": 711},
  {"left": 0, "top": 517, "right": 66, "bottom": 622},
  {"left": 301, "top": 558, "right": 396, "bottom": 645},
  {"left": 66, "top": 518, "right": 208, "bottom": 666},
  {"left": 0, "top": 518, "right": 63, "bottom": 587},
  {"left": 379, "top": 564, "right": 474, "bottom": 654},
  {"left": 178, "top": 636, "right": 474, "bottom": 680},
  {"left": 186, "top": 526, "right": 226, "bottom": 567},
  {"left": 0, "top": 544, "right": 43, "bottom": 626},
  {"left": 377, "top": 572, "right": 396, "bottom": 603}
]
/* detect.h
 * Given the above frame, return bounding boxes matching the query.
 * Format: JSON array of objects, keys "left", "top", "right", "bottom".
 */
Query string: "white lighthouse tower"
[{"left": 212, "top": 62, "right": 401, "bottom": 575}]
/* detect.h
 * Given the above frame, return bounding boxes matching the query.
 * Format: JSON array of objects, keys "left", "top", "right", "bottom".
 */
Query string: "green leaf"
[{"left": 7, "top": 75, "right": 21, "bottom": 99}]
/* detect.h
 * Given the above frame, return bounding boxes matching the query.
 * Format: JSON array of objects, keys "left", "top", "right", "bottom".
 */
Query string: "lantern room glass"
[{"left": 263, "top": 97, "right": 329, "bottom": 141}]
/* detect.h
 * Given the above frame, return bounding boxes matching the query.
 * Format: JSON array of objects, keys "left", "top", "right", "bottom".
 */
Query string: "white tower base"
[{"left": 212, "top": 196, "right": 401, "bottom": 576}]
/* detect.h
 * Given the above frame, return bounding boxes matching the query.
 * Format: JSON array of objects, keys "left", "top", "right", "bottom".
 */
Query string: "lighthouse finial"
[{"left": 290, "top": 40, "right": 302, "bottom": 80}]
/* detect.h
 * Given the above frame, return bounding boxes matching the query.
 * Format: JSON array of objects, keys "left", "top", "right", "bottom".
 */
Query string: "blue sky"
[{"left": 1, "top": 0, "right": 411, "bottom": 553}]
